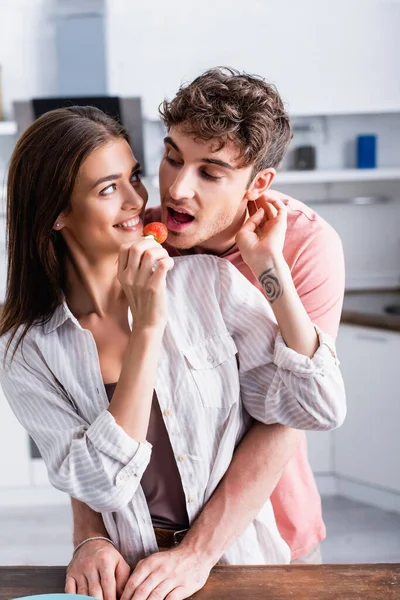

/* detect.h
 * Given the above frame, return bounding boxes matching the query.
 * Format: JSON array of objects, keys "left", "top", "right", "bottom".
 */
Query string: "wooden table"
[{"left": 1, "top": 564, "right": 399, "bottom": 600}]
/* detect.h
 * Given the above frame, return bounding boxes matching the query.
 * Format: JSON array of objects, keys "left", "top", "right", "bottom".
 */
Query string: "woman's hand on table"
[{"left": 65, "top": 538, "right": 130, "bottom": 600}]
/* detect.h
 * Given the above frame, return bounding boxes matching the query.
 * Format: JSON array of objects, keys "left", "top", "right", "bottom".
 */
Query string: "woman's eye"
[
  {"left": 99, "top": 184, "right": 116, "bottom": 196},
  {"left": 131, "top": 170, "right": 143, "bottom": 184},
  {"left": 165, "top": 154, "right": 181, "bottom": 167}
]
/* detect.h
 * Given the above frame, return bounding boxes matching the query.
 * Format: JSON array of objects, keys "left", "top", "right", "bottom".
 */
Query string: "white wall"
[
  {"left": 1, "top": 0, "right": 400, "bottom": 119},
  {"left": 106, "top": 0, "right": 400, "bottom": 118},
  {"left": 0, "top": 0, "right": 57, "bottom": 119}
]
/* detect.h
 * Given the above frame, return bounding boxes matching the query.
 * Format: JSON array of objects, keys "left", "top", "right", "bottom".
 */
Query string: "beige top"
[
  {"left": 0, "top": 255, "right": 344, "bottom": 565},
  {"left": 105, "top": 383, "right": 189, "bottom": 531}
]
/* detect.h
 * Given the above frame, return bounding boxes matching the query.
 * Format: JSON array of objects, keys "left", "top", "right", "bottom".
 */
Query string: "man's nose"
[{"left": 169, "top": 168, "right": 195, "bottom": 200}]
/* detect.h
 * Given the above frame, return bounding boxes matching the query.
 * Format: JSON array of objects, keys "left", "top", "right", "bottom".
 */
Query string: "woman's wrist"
[{"left": 130, "top": 322, "right": 166, "bottom": 340}]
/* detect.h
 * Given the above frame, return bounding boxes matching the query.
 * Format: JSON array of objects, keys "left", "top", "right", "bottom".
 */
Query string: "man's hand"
[
  {"left": 65, "top": 539, "right": 131, "bottom": 600},
  {"left": 237, "top": 197, "right": 288, "bottom": 278},
  {"left": 120, "top": 545, "right": 212, "bottom": 600}
]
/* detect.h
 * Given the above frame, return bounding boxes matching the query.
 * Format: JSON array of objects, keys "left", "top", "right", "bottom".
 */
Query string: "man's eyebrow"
[
  {"left": 201, "top": 157, "right": 235, "bottom": 171},
  {"left": 91, "top": 162, "right": 141, "bottom": 189},
  {"left": 164, "top": 137, "right": 235, "bottom": 171}
]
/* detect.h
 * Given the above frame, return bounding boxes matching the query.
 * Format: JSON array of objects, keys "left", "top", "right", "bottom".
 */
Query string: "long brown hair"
[{"left": 0, "top": 106, "right": 129, "bottom": 358}]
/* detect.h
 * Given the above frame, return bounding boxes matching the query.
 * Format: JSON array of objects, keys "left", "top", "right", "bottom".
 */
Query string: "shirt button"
[
  {"left": 178, "top": 455, "right": 185, "bottom": 462},
  {"left": 187, "top": 497, "right": 195, "bottom": 503},
  {"left": 207, "top": 355, "right": 215, "bottom": 364},
  {"left": 163, "top": 409, "right": 171, "bottom": 417},
  {"left": 117, "top": 471, "right": 128, "bottom": 484}
]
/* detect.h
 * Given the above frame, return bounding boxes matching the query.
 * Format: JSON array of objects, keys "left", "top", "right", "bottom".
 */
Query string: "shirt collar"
[{"left": 42, "top": 300, "right": 81, "bottom": 335}]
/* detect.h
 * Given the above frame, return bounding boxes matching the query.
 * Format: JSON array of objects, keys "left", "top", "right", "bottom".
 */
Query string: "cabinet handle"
[{"left": 356, "top": 333, "right": 388, "bottom": 343}]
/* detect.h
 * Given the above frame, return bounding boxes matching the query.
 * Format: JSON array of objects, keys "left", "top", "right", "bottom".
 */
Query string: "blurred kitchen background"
[{"left": 0, "top": 0, "right": 399, "bottom": 564}]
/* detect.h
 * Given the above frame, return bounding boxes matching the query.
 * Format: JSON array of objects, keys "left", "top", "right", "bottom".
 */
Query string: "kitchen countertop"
[
  {"left": 1, "top": 564, "right": 399, "bottom": 600},
  {"left": 341, "top": 289, "right": 400, "bottom": 332}
]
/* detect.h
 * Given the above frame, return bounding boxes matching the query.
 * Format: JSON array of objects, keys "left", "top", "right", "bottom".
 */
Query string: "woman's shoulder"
[{"left": 170, "top": 254, "right": 246, "bottom": 283}]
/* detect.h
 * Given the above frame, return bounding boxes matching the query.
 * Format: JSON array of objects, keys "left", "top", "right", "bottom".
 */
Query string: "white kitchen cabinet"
[{"left": 334, "top": 324, "right": 400, "bottom": 493}]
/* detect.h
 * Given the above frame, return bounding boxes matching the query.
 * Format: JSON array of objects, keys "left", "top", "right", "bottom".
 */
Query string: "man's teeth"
[
  {"left": 172, "top": 208, "right": 191, "bottom": 216},
  {"left": 116, "top": 217, "right": 140, "bottom": 228}
]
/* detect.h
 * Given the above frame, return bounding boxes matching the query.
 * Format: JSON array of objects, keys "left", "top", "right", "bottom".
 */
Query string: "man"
[{"left": 66, "top": 68, "right": 345, "bottom": 600}]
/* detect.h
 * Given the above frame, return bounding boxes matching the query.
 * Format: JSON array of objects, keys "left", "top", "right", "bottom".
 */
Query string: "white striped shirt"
[{"left": 0, "top": 255, "right": 346, "bottom": 565}]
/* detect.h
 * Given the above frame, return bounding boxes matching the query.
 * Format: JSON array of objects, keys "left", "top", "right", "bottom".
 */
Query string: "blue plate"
[{"left": 12, "top": 596, "right": 95, "bottom": 600}]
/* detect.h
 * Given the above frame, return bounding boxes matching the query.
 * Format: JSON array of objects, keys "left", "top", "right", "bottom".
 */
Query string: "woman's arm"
[
  {"left": 0, "top": 238, "right": 174, "bottom": 512},
  {"left": 108, "top": 238, "right": 173, "bottom": 441}
]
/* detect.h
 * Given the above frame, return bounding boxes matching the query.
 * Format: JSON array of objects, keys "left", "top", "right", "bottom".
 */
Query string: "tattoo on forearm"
[{"left": 258, "top": 268, "right": 283, "bottom": 303}]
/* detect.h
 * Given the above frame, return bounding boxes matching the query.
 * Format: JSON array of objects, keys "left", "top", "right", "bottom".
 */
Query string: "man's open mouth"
[{"left": 167, "top": 207, "right": 195, "bottom": 225}]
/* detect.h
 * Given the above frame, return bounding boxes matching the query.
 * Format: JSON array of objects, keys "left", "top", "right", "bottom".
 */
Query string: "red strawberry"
[{"left": 143, "top": 222, "right": 168, "bottom": 244}]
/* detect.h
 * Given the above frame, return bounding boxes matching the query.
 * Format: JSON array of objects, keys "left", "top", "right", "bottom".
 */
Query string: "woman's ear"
[
  {"left": 52, "top": 217, "right": 65, "bottom": 231},
  {"left": 245, "top": 168, "right": 276, "bottom": 201}
]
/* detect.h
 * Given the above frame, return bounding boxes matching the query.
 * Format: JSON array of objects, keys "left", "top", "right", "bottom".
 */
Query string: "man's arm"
[
  {"left": 177, "top": 422, "right": 301, "bottom": 562},
  {"left": 71, "top": 196, "right": 345, "bottom": 600},
  {"left": 119, "top": 198, "right": 345, "bottom": 600}
]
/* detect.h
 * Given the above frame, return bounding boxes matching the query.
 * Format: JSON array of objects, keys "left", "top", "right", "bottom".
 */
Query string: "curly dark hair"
[{"left": 159, "top": 67, "right": 292, "bottom": 177}]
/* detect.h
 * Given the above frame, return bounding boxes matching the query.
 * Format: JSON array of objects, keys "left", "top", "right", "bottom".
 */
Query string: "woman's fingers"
[
  {"left": 118, "top": 239, "right": 168, "bottom": 284},
  {"left": 65, "top": 575, "right": 77, "bottom": 595},
  {"left": 86, "top": 570, "right": 105, "bottom": 600},
  {"left": 135, "top": 246, "right": 172, "bottom": 281}
]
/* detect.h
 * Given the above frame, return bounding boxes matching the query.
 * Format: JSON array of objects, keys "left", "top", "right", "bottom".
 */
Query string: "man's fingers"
[
  {"left": 264, "top": 202, "right": 278, "bottom": 221},
  {"left": 120, "top": 567, "right": 150, "bottom": 600},
  {"left": 165, "top": 586, "right": 187, "bottom": 600},
  {"left": 247, "top": 200, "right": 259, "bottom": 217},
  {"left": 115, "top": 559, "right": 132, "bottom": 598},
  {"left": 65, "top": 575, "right": 77, "bottom": 595},
  {"left": 147, "top": 578, "right": 176, "bottom": 600},
  {"left": 268, "top": 198, "right": 288, "bottom": 216},
  {"left": 131, "top": 571, "right": 164, "bottom": 600},
  {"left": 240, "top": 208, "right": 264, "bottom": 233}
]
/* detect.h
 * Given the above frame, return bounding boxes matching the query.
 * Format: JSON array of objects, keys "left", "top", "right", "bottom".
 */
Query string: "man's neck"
[{"left": 192, "top": 237, "right": 238, "bottom": 256}]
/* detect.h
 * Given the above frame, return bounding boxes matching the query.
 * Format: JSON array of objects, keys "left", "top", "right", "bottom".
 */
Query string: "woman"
[{"left": 0, "top": 107, "right": 345, "bottom": 575}]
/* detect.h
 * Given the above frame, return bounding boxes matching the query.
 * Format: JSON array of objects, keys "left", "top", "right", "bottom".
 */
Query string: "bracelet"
[{"left": 73, "top": 536, "right": 117, "bottom": 557}]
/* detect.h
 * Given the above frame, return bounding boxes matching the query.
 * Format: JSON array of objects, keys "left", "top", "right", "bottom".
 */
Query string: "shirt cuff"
[
  {"left": 273, "top": 324, "right": 339, "bottom": 376},
  {"left": 86, "top": 409, "right": 152, "bottom": 464}
]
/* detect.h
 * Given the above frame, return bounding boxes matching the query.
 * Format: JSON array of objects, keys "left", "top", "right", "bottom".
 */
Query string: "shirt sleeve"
[
  {"left": 0, "top": 337, "right": 152, "bottom": 513},
  {"left": 217, "top": 257, "right": 346, "bottom": 431}
]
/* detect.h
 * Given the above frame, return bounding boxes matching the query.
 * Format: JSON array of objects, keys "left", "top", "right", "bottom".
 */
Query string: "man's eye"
[
  {"left": 201, "top": 171, "right": 220, "bottom": 181},
  {"left": 99, "top": 184, "right": 116, "bottom": 196}
]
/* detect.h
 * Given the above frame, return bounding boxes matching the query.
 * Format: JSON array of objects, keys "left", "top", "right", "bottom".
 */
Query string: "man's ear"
[{"left": 245, "top": 168, "right": 276, "bottom": 201}]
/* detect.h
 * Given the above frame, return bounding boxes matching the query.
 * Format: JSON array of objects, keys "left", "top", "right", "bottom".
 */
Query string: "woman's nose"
[{"left": 122, "top": 185, "right": 147, "bottom": 210}]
